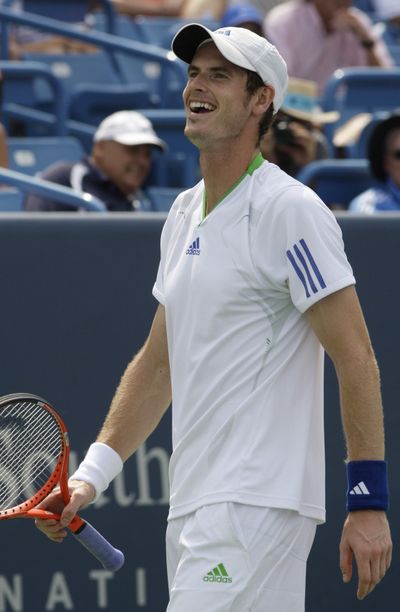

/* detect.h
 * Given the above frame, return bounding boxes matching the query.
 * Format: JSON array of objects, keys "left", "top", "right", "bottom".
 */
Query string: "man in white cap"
[
  {"left": 36, "top": 24, "right": 391, "bottom": 611},
  {"left": 24, "top": 110, "right": 166, "bottom": 211}
]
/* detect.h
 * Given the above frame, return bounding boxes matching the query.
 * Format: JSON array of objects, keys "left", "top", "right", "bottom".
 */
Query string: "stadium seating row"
[
  {"left": 0, "top": 1, "right": 399, "bottom": 212},
  {"left": 0, "top": 135, "right": 380, "bottom": 212}
]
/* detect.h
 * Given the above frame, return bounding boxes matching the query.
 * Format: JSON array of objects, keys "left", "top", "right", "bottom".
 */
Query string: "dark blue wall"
[{"left": 0, "top": 213, "right": 398, "bottom": 611}]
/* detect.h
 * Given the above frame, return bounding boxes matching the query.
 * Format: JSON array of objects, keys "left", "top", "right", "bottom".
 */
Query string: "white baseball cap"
[
  {"left": 94, "top": 111, "right": 166, "bottom": 150},
  {"left": 172, "top": 23, "right": 288, "bottom": 113}
]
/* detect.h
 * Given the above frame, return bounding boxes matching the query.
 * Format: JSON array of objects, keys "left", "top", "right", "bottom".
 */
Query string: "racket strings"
[
  {"left": 0, "top": 427, "right": 61, "bottom": 509},
  {"left": 0, "top": 404, "right": 61, "bottom": 508},
  {"left": 0, "top": 402, "right": 60, "bottom": 472},
  {"left": 0, "top": 401, "right": 63, "bottom": 511}
]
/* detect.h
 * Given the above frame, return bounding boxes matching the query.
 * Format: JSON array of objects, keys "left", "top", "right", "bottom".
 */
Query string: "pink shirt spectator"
[{"left": 264, "top": 0, "right": 393, "bottom": 93}]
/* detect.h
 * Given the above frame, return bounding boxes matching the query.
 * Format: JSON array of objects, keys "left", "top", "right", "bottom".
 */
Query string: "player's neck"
[{"left": 200, "top": 146, "right": 260, "bottom": 214}]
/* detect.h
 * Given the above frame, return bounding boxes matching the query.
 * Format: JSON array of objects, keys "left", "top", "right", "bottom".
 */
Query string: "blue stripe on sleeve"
[
  {"left": 286, "top": 249, "right": 310, "bottom": 298},
  {"left": 293, "top": 244, "right": 318, "bottom": 294},
  {"left": 299, "top": 239, "right": 326, "bottom": 289}
]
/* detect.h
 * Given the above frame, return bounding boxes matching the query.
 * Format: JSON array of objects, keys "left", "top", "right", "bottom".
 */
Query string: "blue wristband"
[{"left": 346, "top": 460, "right": 389, "bottom": 512}]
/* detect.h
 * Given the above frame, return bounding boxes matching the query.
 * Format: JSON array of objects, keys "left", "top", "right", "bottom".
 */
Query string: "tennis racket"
[{"left": 0, "top": 392, "right": 124, "bottom": 571}]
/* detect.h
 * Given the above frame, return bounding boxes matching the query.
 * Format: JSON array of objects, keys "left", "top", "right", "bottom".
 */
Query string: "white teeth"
[{"left": 189, "top": 101, "right": 215, "bottom": 111}]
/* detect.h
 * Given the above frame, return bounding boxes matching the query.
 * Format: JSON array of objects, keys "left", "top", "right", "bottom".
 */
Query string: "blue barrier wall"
[{"left": 0, "top": 213, "right": 398, "bottom": 612}]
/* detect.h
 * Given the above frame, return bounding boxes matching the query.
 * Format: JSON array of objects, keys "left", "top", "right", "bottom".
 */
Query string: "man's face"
[
  {"left": 384, "top": 128, "right": 400, "bottom": 188},
  {"left": 182, "top": 42, "right": 258, "bottom": 151},
  {"left": 94, "top": 141, "right": 153, "bottom": 195}
]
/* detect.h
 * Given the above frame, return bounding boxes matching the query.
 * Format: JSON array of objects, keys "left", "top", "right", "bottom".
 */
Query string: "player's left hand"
[{"left": 339, "top": 510, "right": 392, "bottom": 599}]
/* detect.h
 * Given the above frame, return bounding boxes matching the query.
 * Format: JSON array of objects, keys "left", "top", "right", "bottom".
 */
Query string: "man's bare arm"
[
  {"left": 306, "top": 286, "right": 392, "bottom": 600},
  {"left": 97, "top": 303, "right": 171, "bottom": 461},
  {"left": 36, "top": 304, "right": 171, "bottom": 539}
]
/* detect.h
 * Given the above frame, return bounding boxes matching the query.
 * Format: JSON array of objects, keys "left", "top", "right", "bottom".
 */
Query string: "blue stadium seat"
[
  {"left": 321, "top": 67, "right": 400, "bottom": 142},
  {"left": 374, "top": 21, "right": 400, "bottom": 65},
  {"left": 0, "top": 60, "right": 69, "bottom": 137},
  {"left": 20, "top": 49, "right": 184, "bottom": 118},
  {"left": 296, "top": 159, "right": 379, "bottom": 209},
  {"left": 0, "top": 167, "right": 106, "bottom": 211},
  {"left": 90, "top": 13, "right": 220, "bottom": 48},
  {"left": 0, "top": 189, "right": 24, "bottom": 211},
  {"left": 23, "top": 0, "right": 115, "bottom": 25},
  {"left": 7, "top": 137, "right": 84, "bottom": 176},
  {"left": 146, "top": 186, "right": 183, "bottom": 212},
  {"left": 18, "top": 51, "right": 145, "bottom": 121},
  {"left": 88, "top": 11, "right": 140, "bottom": 39},
  {"left": 0, "top": 5, "right": 187, "bottom": 126},
  {"left": 132, "top": 17, "right": 219, "bottom": 49},
  {"left": 113, "top": 51, "right": 185, "bottom": 109},
  {"left": 353, "top": 0, "right": 376, "bottom": 19},
  {"left": 68, "top": 84, "right": 154, "bottom": 126}
]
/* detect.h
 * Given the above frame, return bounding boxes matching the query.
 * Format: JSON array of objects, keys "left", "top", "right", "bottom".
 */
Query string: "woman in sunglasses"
[{"left": 350, "top": 112, "right": 400, "bottom": 212}]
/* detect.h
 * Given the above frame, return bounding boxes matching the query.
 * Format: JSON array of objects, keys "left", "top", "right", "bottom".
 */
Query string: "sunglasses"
[{"left": 388, "top": 150, "right": 400, "bottom": 160}]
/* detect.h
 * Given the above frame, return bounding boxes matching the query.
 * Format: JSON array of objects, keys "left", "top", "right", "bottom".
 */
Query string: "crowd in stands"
[{"left": 0, "top": 0, "right": 399, "bottom": 212}]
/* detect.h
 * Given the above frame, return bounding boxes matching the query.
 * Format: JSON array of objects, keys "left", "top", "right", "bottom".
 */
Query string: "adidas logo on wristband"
[
  {"left": 349, "top": 481, "right": 370, "bottom": 495},
  {"left": 346, "top": 460, "right": 389, "bottom": 512}
]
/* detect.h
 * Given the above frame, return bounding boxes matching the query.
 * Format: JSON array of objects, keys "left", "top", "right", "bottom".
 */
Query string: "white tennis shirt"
[{"left": 153, "top": 155, "right": 355, "bottom": 523}]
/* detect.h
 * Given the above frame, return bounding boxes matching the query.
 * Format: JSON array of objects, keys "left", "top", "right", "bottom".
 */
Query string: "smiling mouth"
[{"left": 189, "top": 101, "right": 216, "bottom": 114}]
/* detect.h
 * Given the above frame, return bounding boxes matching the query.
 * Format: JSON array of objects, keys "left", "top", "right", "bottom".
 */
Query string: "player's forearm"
[
  {"left": 97, "top": 345, "right": 171, "bottom": 461},
  {"left": 335, "top": 346, "right": 385, "bottom": 461}
]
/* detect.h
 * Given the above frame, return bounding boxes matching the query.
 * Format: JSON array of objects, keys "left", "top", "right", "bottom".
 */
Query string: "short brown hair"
[{"left": 246, "top": 71, "right": 275, "bottom": 144}]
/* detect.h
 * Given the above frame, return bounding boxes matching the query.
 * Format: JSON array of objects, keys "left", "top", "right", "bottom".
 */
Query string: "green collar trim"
[{"left": 202, "top": 153, "right": 264, "bottom": 220}]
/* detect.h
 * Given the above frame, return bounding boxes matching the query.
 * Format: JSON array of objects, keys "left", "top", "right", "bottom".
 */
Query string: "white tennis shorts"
[{"left": 166, "top": 502, "right": 317, "bottom": 612}]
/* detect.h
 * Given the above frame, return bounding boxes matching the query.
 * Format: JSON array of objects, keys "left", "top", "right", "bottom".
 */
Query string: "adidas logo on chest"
[{"left": 186, "top": 237, "right": 201, "bottom": 256}]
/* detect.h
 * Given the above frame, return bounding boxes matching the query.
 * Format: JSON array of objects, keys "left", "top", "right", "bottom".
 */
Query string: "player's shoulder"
[
  {"left": 167, "top": 180, "right": 203, "bottom": 215},
  {"left": 254, "top": 161, "right": 329, "bottom": 218},
  {"left": 160, "top": 181, "right": 203, "bottom": 240}
]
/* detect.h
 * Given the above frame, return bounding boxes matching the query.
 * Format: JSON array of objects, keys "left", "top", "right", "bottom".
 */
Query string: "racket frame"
[
  {"left": 0, "top": 393, "right": 82, "bottom": 531},
  {"left": 0, "top": 392, "right": 124, "bottom": 571}
]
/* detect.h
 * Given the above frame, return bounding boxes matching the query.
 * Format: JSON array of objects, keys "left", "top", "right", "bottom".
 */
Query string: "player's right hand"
[{"left": 35, "top": 480, "right": 95, "bottom": 543}]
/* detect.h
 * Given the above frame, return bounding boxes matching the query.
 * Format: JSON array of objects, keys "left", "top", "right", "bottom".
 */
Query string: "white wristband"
[{"left": 69, "top": 442, "right": 123, "bottom": 503}]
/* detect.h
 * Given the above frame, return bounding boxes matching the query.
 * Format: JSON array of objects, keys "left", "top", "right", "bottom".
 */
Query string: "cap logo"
[{"left": 217, "top": 29, "right": 231, "bottom": 37}]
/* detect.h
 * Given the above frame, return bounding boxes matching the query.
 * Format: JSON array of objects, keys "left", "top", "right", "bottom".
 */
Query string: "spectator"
[
  {"left": 349, "top": 112, "right": 400, "bottom": 212},
  {"left": 24, "top": 111, "right": 166, "bottom": 212},
  {"left": 264, "top": 0, "right": 393, "bottom": 94},
  {"left": 261, "top": 77, "right": 339, "bottom": 177},
  {"left": 220, "top": 3, "right": 264, "bottom": 34}
]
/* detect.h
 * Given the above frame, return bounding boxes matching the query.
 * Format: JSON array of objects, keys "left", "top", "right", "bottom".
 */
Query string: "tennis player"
[{"left": 36, "top": 24, "right": 392, "bottom": 611}]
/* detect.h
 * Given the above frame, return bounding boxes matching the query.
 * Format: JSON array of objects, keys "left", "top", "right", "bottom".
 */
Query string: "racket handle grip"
[{"left": 72, "top": 521, "right": 125, "bottom": 571}]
